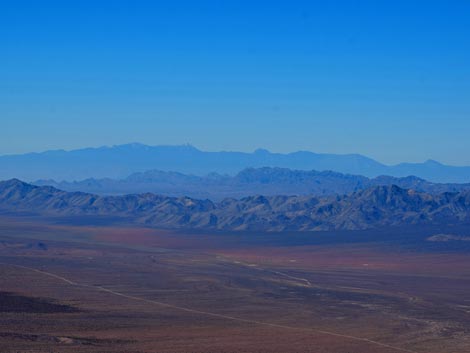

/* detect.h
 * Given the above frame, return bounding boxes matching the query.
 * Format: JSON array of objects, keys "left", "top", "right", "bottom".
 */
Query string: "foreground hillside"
[{"left": 1, "top": 179, "right": 470, "bottom": 231}]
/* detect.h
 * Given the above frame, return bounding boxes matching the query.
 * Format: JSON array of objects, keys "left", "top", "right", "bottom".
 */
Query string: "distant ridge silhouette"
[
  {"left": 2, "top": 143, "right": 470, "bottom": 183},
  {"left": 34, "top": 167, "right": 470, "bottom": 201}
]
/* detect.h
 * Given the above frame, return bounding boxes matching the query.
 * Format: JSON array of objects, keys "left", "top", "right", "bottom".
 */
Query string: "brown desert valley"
[{"left": 1, "top": 215, "right": 470, "bottom": 353}]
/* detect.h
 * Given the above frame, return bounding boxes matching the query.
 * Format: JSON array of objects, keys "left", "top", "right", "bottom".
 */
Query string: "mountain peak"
[
  {"left": 424, "top": 159, "right": 443, "bottom": 166},
  {"left": 118, "top": 142, "right": 149, "bottom": 149},
  {"left": 254, "top": 148, "right": 270, "bottom": 155},
  {"left": 1, "top": 178, "right": 30, "bottom": 188}
]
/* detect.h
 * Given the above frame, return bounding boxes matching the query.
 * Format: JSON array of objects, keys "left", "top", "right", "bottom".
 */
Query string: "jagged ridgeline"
[
  {"left": 2, "top": 179, "right": 470, "bottom": 232},
  {"left": 34, "top": 167, "right": 470, "bottom": 201}
]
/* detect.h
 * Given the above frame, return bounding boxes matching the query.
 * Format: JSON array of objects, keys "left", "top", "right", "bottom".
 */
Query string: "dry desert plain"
[{"left": 0, "top": 216, "right": 470, "bottom": 353}]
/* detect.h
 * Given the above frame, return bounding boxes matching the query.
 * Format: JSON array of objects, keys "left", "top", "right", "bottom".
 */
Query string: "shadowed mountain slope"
[{"left": 2, "top": 179, "right": 470, "bottom": 231}]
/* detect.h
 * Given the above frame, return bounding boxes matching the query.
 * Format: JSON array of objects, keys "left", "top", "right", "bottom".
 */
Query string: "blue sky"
[{"left": 2, "top": 1, "right": 470, "bottom": 165}]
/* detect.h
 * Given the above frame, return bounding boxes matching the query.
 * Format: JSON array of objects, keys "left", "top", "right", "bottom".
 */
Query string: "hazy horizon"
[
  {"left": 1, "top": 142, "right": 468, "bottom": 167},
  {"left": 3, "top": 1, "right": 470, "bottom": 165}
]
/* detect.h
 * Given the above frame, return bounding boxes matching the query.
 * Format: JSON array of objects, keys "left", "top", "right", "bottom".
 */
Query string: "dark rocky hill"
[{"left": 2, "top": 179, "right": 470, "bottom": 232}]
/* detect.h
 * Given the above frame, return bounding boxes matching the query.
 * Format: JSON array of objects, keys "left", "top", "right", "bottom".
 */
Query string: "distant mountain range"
[
  {"left": 2, "top": 143, "right": 470, "bottom": 183},
  {"left": 34, "top": 167, "right": 470, "bottom": 201},
  {"left": 1, "top": 179, "right": 469, "bottom": 232}
]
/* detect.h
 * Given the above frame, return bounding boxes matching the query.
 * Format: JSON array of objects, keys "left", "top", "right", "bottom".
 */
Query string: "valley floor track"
[{"left": 0, "top": 261, "right": 419, "bottom": 353}]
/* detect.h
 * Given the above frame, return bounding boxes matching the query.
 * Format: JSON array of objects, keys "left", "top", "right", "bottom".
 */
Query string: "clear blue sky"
[{"left": 2, "top": 1, "right": 470, "bottom": 165}]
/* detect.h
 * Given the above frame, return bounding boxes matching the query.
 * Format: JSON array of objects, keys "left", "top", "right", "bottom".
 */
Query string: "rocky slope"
[{"left": 1, "top": 179, "right": 470, "bottom": 231}]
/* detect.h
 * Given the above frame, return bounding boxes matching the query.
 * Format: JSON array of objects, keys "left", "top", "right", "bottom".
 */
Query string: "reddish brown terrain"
[{"left": 0, "top": 217, "right": 470, "bottom": 353}]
